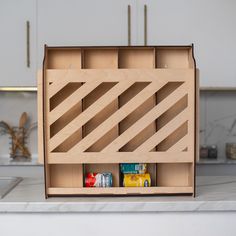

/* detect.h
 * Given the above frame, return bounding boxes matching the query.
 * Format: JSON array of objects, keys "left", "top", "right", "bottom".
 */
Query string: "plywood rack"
[{"left": 38, "top": 45, "right": 197, "bottom": 197}]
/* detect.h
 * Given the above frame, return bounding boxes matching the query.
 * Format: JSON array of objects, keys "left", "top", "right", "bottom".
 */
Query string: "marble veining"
[{"left": 1, "top": 176, "right": 236, "bottom": 212}]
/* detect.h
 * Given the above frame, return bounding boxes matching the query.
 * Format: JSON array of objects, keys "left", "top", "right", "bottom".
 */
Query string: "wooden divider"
[{"left": 82, "top": 48, "right": 120, "bottom": 187}]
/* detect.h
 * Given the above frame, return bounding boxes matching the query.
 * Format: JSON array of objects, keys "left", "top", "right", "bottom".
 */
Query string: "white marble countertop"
[{"left": 0, "top": 176, "right": 236, "bottom": 212}]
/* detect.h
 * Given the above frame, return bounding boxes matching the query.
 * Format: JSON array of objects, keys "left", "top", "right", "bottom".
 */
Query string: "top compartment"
[
  {"left": 83, "top": 48, "right": 118, "bottom": 69},
  {"left": 156, "top": 47, "right": 195, "bottom": 69},
  {"left": 46, "top": 48, "right": 82, "bottom": 69},
  {"left": 45, "top": 46, "right": 195, "bottom": 70},
  {"left": 119, "top": 47, "right": 155, "bottom": 68}
]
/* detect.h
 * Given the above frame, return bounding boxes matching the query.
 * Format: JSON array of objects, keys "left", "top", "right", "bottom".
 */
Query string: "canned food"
[
  {"left": 208, "top": 145, "right": 217, "bottom": 159},
  {"left": 200, "top": 145, "right": 208, "bottom": 159},
  {"left": 123, "top": 173, "right": 151, "bottom": 187},
  {"left": 85, "top": 172, "right": 112, "bottom": 187},
  {"left": 120, "top": 163, "right": 147, "bottom": 174},
  {"left": 226, "top": 143, "right": 236, "bottom": 160}
]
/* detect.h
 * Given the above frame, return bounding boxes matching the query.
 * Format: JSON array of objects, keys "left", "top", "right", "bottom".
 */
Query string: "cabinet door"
[
  {"left": 138, "top": 0, "right": 236, "bottom": 87},
  {"left": 0, "top": 0, "right": 37, "bottom": 86},
  {"left": 37, "top": 0, "right": 138, "bottom": 68}
]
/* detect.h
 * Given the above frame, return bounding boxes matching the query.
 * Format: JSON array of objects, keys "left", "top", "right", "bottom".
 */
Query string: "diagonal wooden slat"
[
  {"left": 134, "top": 108, "right": 189, "bottom": 152},
  {"left": 47, "top": 70, "right": 78, "bottom": 98},
  {"left": 49, "top": 81, "right": 102, "bottom": 125},
  {"left": 49, "top": 80, "right": 134, "bottom": 152},
  {"left": 68, "top": 81, "right": 168, "bottom": 153},
  {"left": 102, "top": 82, "right": 188, "bottom": 152},
  {"left": 48, "top": 80, "right": 70, "bottom": 98},
  {"left": 167, "top": 135, "right": 188, "bottom": 152}
]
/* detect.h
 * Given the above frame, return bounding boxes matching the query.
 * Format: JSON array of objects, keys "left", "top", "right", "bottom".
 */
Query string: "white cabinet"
[
  {"left": 37, "top": 0, "right": 138, "bottom": 68},
  {"left": 0, "top": 0, "right": 37, "bottom": 86},
  {"left": 137, "top": 0, "right": 236, "bottom": 87},
  {"left": 1, "top": 0, "right": 236, "bottom": 87}
]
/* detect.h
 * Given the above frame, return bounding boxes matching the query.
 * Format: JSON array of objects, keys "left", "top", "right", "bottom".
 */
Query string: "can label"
[
  {"left": 85, "top": 172, "right": 112, "bottom": 187},
  {"left": 120, "top": 163, "right": 147, "bottom": 174},
  {"left": 123, "top": 173, "right": 151, "bottom": 187}
]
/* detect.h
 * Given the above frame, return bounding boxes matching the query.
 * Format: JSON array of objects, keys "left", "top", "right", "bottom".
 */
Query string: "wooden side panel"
[
  {"left": 37, "top": 70, "right": 44, "bottom": 164},
  {"left": 119, "top": 48, "right": 156, "bottom": 186},
  {"left": 193, "top": 67, "right": 199, "bottom": 196},
  {"left": 196, "top": 69, "right": 200, "bottom": 162}
]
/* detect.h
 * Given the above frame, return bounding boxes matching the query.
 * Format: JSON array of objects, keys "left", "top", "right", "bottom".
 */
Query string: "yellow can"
[{"left": 123, "top": 173, "right": 151, "bottom": 187}]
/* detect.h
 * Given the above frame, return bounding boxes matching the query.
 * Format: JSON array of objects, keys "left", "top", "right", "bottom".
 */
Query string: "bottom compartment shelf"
[
  {"left": 47, "top": 186, "right": 193, "bottom": 195},
  {"left": 46, "top": 162, "right": 194, "bottom": 196}
]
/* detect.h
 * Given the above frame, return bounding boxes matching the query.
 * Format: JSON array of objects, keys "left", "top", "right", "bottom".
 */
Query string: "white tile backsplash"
[{"left": 200, "top": 91, "right": 236, "bottom": 161}]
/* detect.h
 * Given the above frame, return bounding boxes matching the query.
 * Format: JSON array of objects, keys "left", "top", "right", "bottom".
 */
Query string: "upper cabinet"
[
  {"left": 0, "top": 0, "right": 37, "bottom": 86},
  {"left": 37, "top": 0, "right": 138, "bottom": 68},
  {"left": 138, "top": 0, "right": 236, "bottom": 87},
  {"left": 1, "top": 0, "right": 236, "bottom": 87}
]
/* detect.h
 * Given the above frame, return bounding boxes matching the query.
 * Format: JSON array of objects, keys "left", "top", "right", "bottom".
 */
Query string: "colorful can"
[
  {"left": 120, "top": 163, "right": 147, "bottom": 174},
  {"left": 85, "top": 172, "right": 112, "bottom": 187},
  {"left": 226, "top": 143, "right": 236, "bottom": 160},
  {"left": 208, "top": 145, "right": 217, "bottom": 159},
  {"left": 123, "top": 173, "right": 151, "bottom": 187}
]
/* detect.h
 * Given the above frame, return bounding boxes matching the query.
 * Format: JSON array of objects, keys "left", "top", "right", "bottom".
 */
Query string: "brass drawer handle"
[
  {"left": 128, "top": 5, "right": 131, "bottom": 46},
  {"left": 144, "top": 5, "right": 147, "bottom": 46},
  {"left": 26, "top": 21, "right": 30, "bottom": 68}
]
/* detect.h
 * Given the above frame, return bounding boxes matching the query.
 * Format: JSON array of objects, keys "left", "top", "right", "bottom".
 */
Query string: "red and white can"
[{"left": 85, "top": 172, "right": 112, "bottom": 187}]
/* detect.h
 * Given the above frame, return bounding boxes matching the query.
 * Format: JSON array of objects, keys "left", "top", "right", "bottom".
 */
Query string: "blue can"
[{"left": 101, "top": 172, "right": 113, "bottom": 187}]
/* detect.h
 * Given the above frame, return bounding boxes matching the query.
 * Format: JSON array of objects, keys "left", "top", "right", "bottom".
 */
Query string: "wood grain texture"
[
  {"left": 70, "top": 81, "right": 166, "bottom": 153},
  {"left": 49, "top": 80, "right": 134, "bottom": 151},
  {"left": 102, "top": 82, "right": 188, "bottom": 152},
  {"left": 48, "top": 152, "right": 192, "bottom": 164},
  {"left": 46, "top": 69, "right": 193, "bottom": 83},
  {"left": 157, "top": 163, "right": 191, "bottom": 187},
  {"left": 48, "top": 186, "right": 193, "bottom": 195},
  {"left": 135, "top": 109, "right": 189, "bottom": 152}
]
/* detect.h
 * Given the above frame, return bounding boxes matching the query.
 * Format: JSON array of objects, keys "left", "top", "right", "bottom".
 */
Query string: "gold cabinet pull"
[
  {"left": 128, "top": 5, "right": 131, "bottom": 46},
  {"left": 26, "top": 21, "right": 30, "bottom": 67},
  {"left": 144, "top": 5, "right": 147, "bottom": 46}
]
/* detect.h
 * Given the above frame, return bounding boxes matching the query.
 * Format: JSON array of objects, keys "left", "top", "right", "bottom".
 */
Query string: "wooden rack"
[{"left": 38, "top": 45, "right": 197, "bottom": 197}]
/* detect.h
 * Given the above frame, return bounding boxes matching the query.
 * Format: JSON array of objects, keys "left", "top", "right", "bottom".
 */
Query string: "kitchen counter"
[
  {"left": 0, "top": 158, "right": 42, "bottom": 166},
  {"left": 1, "top": 176, "right": 236, "bottom": 213}
]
